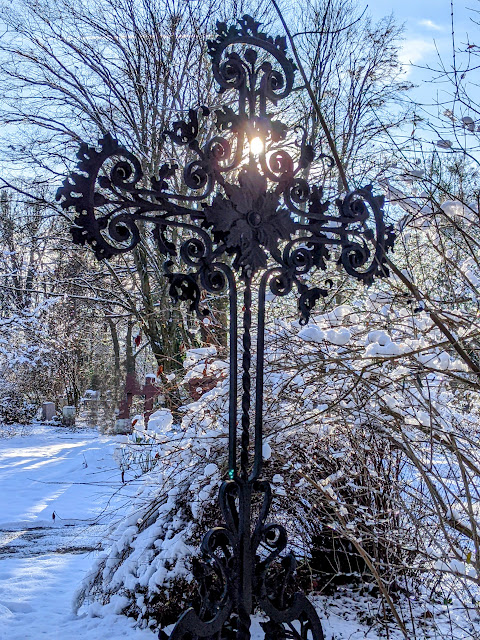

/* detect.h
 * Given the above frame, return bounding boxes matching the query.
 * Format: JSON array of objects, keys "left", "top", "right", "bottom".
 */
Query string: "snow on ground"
[
  {"left": 0, "top": 421, "right": 469, "bottom": 639},
  {"left": 0, "top": 422, "right": 155, "bottom": 639},
  {"left": 0, "top": 553, "right": 154, "bottom": 639}
]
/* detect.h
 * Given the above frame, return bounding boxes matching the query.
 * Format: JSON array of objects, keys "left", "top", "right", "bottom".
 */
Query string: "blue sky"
[
  {"left": 360, "top": 1, "right": 480, "bottom": 157},
  {"left": 366, "top": 0, "right": 473, "bottom": 88}
]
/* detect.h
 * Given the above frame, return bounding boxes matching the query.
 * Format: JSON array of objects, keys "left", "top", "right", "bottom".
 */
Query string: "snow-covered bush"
[
  {"left": 113, "top": 410, "right": 175, "bottom": 477},
  {"left": 75, "top": 292, "right": 480, "bottom": 636},
  {"left": 0, "top": 388, "right": 37, "bottom": 425}
]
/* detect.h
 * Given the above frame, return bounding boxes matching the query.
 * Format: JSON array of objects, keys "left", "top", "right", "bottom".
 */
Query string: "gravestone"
[
  {"left": 115, "top": 374, "right": 162, "bottom": 433},
  {"left": 114, "top": 418, "right": 131, "bottom": 435},
  {"left": 62, "top": 405, "right": 76, "bottom": 427},
  {"left": 41, "top": 402, "right": 56, "bottom": 421},
  {"left": 81, "top": 390, "right": 100, "bottom": 427}
]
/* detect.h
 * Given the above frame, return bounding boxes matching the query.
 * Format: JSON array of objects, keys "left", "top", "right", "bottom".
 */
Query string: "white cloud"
[
  {"left": 399, "top": 39, "right": 437, "bottom": 75},
  {"left": 418, "top": 19, "right": 444, "bottom": 31}
]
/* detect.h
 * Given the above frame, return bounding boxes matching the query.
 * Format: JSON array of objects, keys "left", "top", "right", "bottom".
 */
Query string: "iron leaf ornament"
[{"left": 57, "top": 14, "right": 395, "bottom": 640}]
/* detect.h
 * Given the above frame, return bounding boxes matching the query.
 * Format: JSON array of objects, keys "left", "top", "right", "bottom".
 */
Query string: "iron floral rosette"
[{"left": 57, "top": 14, "right": 395, "bottom": 640}]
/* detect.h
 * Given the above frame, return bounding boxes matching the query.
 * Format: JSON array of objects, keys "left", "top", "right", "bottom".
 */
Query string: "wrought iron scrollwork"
[
  {"left": 163, "top": 478, "right": 325, "bottom": 640},
  {"left": 57, "top": 13, "right": 395, "bottom": 640}
]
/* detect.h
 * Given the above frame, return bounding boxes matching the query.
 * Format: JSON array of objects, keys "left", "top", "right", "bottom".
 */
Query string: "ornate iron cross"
[{"left": 57, "top": 14, "right": 394, "bottom": 640}]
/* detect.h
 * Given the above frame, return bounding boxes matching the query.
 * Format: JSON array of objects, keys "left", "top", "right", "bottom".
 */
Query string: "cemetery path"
[
  {"left": 0, "top": 423, "right": 128, "bottom": 559},
  {"left": 0, "top": 422, "right": 153, "bottom": 640}
]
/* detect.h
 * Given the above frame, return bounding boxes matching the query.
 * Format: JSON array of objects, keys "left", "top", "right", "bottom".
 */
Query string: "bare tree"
[
  {"left": 292, "top": 0, "right": 413, "bottom": 189},
  {"left": 0, "top": 0, "right": 244, "bottom": 376},
  {"left": 0, "top": 0, "right": 410, "bottom": 390}
]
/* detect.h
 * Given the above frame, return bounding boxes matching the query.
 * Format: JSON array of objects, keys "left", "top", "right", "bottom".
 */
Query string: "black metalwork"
[{"left": 57, "top": 14, "right": 394, "bottom": 640}]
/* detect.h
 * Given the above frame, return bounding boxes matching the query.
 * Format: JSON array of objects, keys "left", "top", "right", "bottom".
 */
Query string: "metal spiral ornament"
[{"left": 57, "top": 13, "right": 396, "bottom": 640}]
